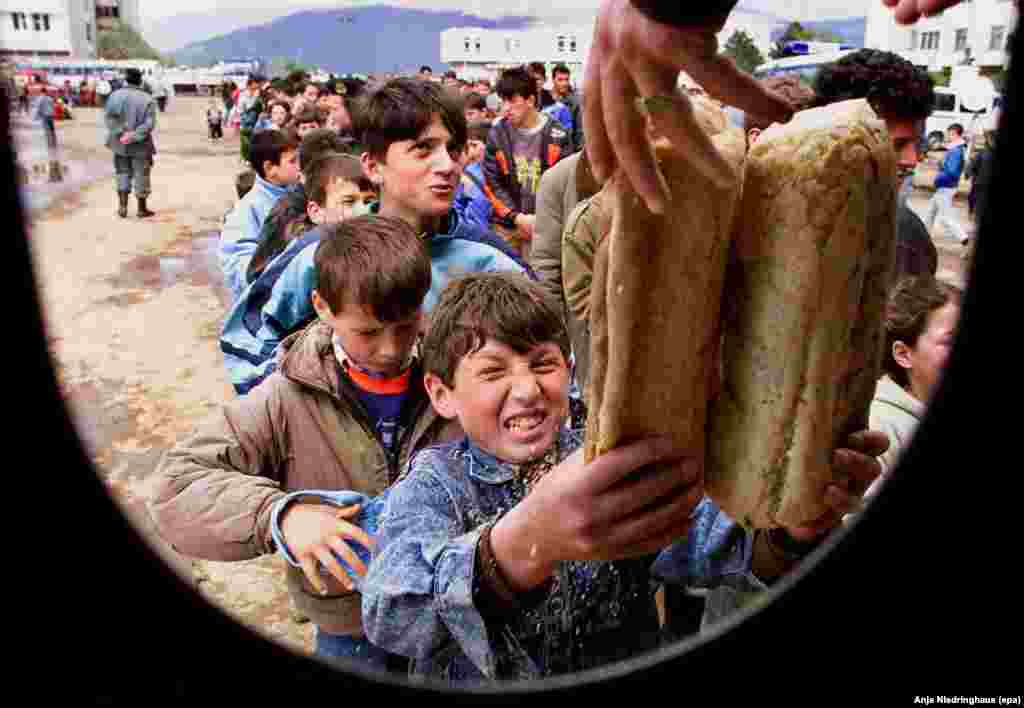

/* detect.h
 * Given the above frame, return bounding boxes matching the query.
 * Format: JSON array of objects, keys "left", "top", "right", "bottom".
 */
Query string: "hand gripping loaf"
[
  {"left": 584, "top": 125, "right": 746, "bottom": 465},
  {"left": 706, "top": 98, "right": 897, "bottom": 530}
]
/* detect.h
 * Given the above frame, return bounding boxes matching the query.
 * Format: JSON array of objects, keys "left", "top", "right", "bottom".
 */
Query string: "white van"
[{"left": 925, "top": 85, "right": 1001, "bottom": 150}]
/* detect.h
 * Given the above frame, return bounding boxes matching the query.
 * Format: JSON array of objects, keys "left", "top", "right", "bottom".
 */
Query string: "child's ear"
[
  {"left": 361, "top": 152, "right": 381, "bottom": 187},
  {"left": 424, "top": 372, "right": 459, "bottom": 420},
  {"left": 307, "top": 200, "right": 323, "bottom": 225},
  {"left": 311, "top": 290, "right": 330, "bottom": 321},
  {"left": 892, "top": 340, "right": 914, "bottom": 371}
]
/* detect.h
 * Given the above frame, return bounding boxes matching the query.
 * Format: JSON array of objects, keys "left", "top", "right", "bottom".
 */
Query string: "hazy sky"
[{"left": 139, "top": 0, "right": 874, "bottom": 23}]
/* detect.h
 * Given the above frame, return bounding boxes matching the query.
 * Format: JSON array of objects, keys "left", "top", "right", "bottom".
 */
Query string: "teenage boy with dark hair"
[
  {"left": 237, "top": 76, "right": 264, "bottom": 163},
  {"left": 149, "top": 215, "right": 457, "bottom": 669},
  {"left": 527, "top": 61, "right": 556, "bottom": 109},
  {"left": 353, "top": 77, "right": 531, "bottom": 311},
  {"left": 419, "top": 66, "right": 433, "bottom": 80},
  {"left": 219, "top": 127, "right": 301, "bottom": 303},
  {"left": 550, "top": 63, "right": 583, "bottom": 151},
  {"left": 484, "top": 65, "right": 573, "bottom": 259},
  {"left": 813, "top": 48, "right": 940, "bottom": 279},
  {"left": 222, "top": 152, "right": 378, "bottom": 395}
]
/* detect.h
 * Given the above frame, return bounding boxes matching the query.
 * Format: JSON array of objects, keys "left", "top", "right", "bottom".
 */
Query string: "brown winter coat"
[{"left": 146, "top": 320, "right": 457, "bottom": 635}]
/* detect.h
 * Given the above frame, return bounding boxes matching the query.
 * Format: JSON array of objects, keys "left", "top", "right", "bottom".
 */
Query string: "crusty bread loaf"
[
  {"left": 585, "top": 128, "right": 747, "bottom": 464},
  {"left": 706, "top": 99, "right": 897, "bottom": 529}
]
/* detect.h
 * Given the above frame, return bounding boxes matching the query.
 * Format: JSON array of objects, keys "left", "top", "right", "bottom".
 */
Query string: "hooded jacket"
[
  {"left": 868, "top": 375, "right": 925, "bottom": 482},
  {"left": 483, "top": 115, "right": 573, "bottom": 230},
  {"left": 148, "top": 320, "right": 455, "bottom": 635},
  {"left": 220, "top": 208, "right": 533, "bottom": 395}
]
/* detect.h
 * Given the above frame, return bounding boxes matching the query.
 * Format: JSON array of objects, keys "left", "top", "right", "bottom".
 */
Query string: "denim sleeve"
[
  {"left": 261, "top": 244, "right": 318, "bottom": 339},
  {"left": 361, "top": 454, "right": 497, "bottom": 678},
  {"left": 650, "top": 496, "right": 757, "bottom": 590}
]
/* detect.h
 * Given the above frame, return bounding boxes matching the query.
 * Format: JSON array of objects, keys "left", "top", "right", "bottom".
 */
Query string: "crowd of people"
[{"left": 136, "top": 0, "right": 989, "bottom": 686}]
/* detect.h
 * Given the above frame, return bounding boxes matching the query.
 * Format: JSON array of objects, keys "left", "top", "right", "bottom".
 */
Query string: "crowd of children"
[{"left": 146, "top": 61, "right": 896, "bottom": 684}]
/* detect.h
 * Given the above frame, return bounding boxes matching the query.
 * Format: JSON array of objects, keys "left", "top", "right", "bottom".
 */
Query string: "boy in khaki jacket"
[{"left": 147, "top": 215, "right": 457, "bottom": 669}]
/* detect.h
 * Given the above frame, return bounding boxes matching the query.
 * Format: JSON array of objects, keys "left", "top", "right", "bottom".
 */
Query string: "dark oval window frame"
[{"left": 14, "top": 26, "right": 1016, "bottom": 703}]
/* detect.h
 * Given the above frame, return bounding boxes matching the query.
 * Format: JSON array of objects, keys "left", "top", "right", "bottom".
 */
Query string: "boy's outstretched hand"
[
  {"left": 783, "top": 430, "right": 889, "bottom": 542},
  {"left": 880, "top": 0, "right": 971, "bottom": 24},
  {"left": 278, "top": 503, "right": 375, "bottom": 595},
  {"left": 491, "top": 436, "right": 702, "bottom": 593}
]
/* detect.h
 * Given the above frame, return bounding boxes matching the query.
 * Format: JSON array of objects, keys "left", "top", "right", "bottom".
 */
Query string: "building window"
[
  {"left": 569, "top": 36, "right": 577, "bottom": 53},
  {"left": 954, "top": 28, "right": 968, "bottom": 51},
  {"left": 909, "top": 30, "right": 919, "bottom": 51},
  {"left": 558, "top": 35, "right": 566, "bottom": 53},
  {"left": 921, "top": 31, "right": 940, "bottom": 51},
  {"left": 465, "top": 37, "right": 471, "bottom": 52},
  {"left": 86, "top": 22, "right": 92, "bottom": 41},
  {"left": 12, "top": 13, "right": 24, "bottom": 31},
  {"left": 505, "top": 38, "right": 513, "bottom": 54},
  {"left": 43, "top": 13, "right": 50, "bottom": 31},
  {"left": 475, "top": 38, "right": 481, "bottom": 53},
  {"left": 32, "top": 13, "right": 43, "bottom": 31},
  {"left": 990, "top": 26, "right": 1006, "bottom": 51}
]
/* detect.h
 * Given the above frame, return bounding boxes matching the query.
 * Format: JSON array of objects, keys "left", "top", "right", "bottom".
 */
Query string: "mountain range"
[{"left": 155, "top": 4, "right": 866, "bottom": 75}]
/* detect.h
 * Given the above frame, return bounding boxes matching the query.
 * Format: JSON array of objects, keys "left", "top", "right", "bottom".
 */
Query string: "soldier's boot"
[
  {"left": 117, "top": 191, "right": 130, "bottom": 219},
  {"left": 136, "top": 197, "right": 155, "bottom": 219}
]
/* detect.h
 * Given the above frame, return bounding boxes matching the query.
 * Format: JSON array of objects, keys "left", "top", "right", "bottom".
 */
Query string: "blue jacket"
[
  {"left": 333, "top": 430, "right": 758, "bottom": 682},
  {"left": 452, "top": 162, "right": 493, "bottom": 230},
  {"left": 221, "top": 208, "right": 533, "bottom": 395},
  {"left": 218, "top": 175, "right": 294, "bottom": 304},
  {"left": 934, "top": 142, "right": 967, "bottom": 189}
]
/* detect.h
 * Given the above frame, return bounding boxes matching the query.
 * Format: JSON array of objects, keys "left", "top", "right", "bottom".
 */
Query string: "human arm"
[
  {"left": 146, "top": 379, "right": 293, "bottom": 561},
  {"left": 530, "top": 155, "right": 576, "bottom": 303},
  {"left": 361, "top": 451, "right": 501, "bottom": 672},
  {"left": 482, "top": 126, "right": 521, "bottom": 230},
  {"left": 880, "top": 0, "right": 970, "bottom": 23},
  {"left": 935, "top": 145, "right": 967, "bottom": 189},
  {"left": 121, "top": 99, "right": 156, "bottom": 145},
  {"left": 562, "top": 192, "right": 609, "bottom": 324},
  {"left": 583, "top": 0, "right": 794, "bottom": 213},
  {"left": 219, "top": 201, "right": 262, "bottom": 302}
]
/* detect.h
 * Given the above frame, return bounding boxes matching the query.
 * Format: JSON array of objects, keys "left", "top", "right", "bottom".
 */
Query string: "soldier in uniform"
[{"left": 104, "top": 68, "right": 157, "bottom": 219}]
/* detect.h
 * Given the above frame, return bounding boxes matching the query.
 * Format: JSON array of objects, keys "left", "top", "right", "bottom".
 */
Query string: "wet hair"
[
  {"left": 528, "top": 61, "right": 547, "bottom": 79},
  {"left": 423, "top": 272, "right": 570, "bottom": 388},
  {"left": 314, "top": 215, "right": 431, "bottom": 322},
  {"left": 304, "top": 152, "right": 373, "bottom": 207},
  {"left": 745, "top": 75, "right": 817, "bottom": 132},
  {"left": 235, "top": 169, "right": 256, "bottom": 199},
  {"left": 552, "top": 63, "right": 571, "bottom": 79},
  {"left": 497, "top": 66, "right": 537, "bottom": 101},
  {"left": 246, "top": 187, "right": 312, "bottom": 282},
  {"left": 464, "top": 92, "right": 486, "bottom": 112},
  {"left": 293, "top": 107, "right": 324, "bottom": 128},
  {"left": 248, "top": 128, "right": 299, "bottom": 179},
  {"left": 883, "top": 276, "right": 962, "bottom": 389},
  {"left": 353, "top": 78, "right": 467, "bottom": 160},
  {"left": 813, "top": 48, "right": 935, "bottom": 122},
  {"left": 467, "top": 119, "right": 492, "bottom": 143},
  {"left": 299, "top": 128, "right": 350, "bottom": 172}
]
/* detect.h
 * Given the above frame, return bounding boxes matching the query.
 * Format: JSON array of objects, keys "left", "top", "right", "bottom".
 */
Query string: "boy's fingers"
[
  {"left": 327, "top": 536, "right": 367, "bottom": 578},
  {"left": 594, "top": 457, "right": 701, "bottom": 524},
  {"left": 833, "top": 448, "right": 882, "bottom": 491},
  {"left": 845, "top": 430, "right": 890, "bottom": 458},
  {"left": 582, "top": 435, "right": 683, "bottom": 494},
  {"left": 597, "top": 476, "right": 703, "bottom": 557},
  {"left": 335, "top": 520, "right": 375, "bottom": 552},
  {"left": 335, "top": 504, "right": 361, "bottom": 519},
  {"left": 313, "top": 546, "right": 354, "bottom": 592},
  {"left": 299, "top": 555, "right": 326, "bottom": 596}
]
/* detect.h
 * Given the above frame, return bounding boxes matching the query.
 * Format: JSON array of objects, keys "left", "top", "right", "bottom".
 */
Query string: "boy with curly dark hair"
[{"left": 813, "top": 48, "right": 939, "bottom": 280}]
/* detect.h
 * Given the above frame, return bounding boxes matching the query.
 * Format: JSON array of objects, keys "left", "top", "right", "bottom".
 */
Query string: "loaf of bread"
[
  {"left": 705, "top": 98, "right": 897, "bottom": 529},
  {"left": 584, "top": 127, "right": 746, "bottom": 465}
]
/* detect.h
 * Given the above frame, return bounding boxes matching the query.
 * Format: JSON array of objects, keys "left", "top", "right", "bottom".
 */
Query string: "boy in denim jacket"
[{"left": 295, "top": 273, "right": 887, "bottom": 682}]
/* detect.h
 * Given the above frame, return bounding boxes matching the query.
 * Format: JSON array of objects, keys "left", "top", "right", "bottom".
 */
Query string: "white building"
[
  {"left": 441, "top": 8, "right": 784, "bottom": 85},
  {"left": 865, "top": 0, "right": 1017, "bottom": 71},
  {"left": 1, "top": 0, "right": 140, "bottom": 60}
]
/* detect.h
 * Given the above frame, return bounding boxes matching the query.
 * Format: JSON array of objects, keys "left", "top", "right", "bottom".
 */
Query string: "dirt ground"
[
  {"left": 22, "top": 96, "right": 971, "bottom": 663},
  {"left": 23, "top": 96, "right": 316, "bottom": 656}
]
